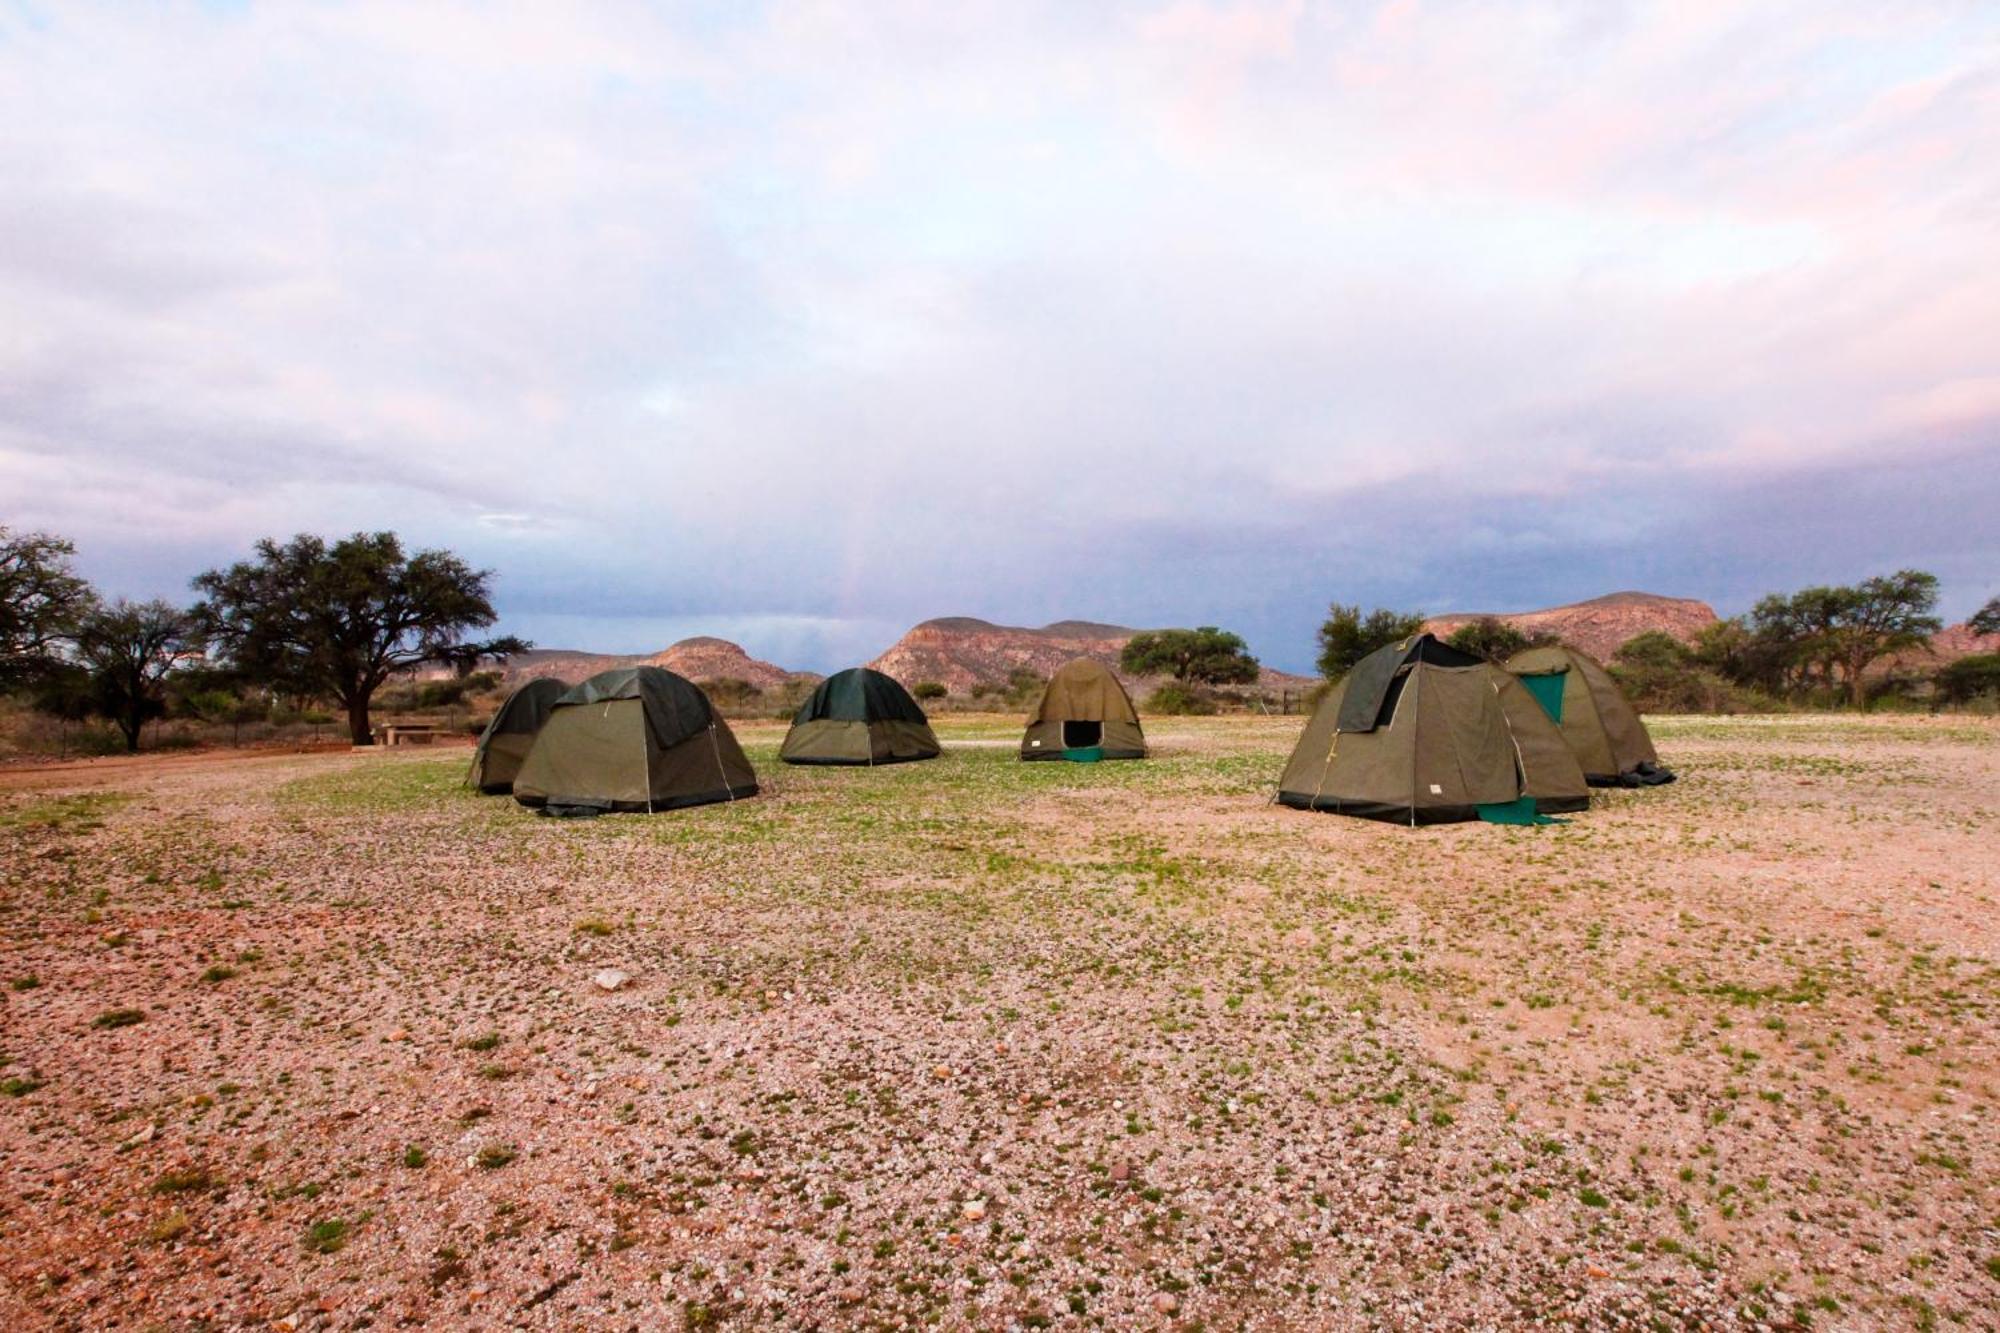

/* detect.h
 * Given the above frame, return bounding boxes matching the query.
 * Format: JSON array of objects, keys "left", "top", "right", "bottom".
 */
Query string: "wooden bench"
[{"left": 373, "top": 723, "right": 441, "bottom": 747}]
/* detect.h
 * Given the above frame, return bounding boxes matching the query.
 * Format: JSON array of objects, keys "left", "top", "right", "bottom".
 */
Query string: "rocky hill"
[
  {"left": 1424, "top": 592, "right": 1718, "bottom": 661},
  {"left": 1874, "top": 621, "right": 2000, "bottom": 677},
  {"left": 496, "top": 638, "right": 814, "bottom": 692},
  {"left": 867, "top": 617, "right": 1315, "bottom": 695}
]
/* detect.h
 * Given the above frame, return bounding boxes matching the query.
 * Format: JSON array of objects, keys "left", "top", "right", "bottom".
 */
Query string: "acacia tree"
[
  {"left": 1120, "top": 627, "right": 1260, "bottom": 686},
  {"left": 193, "top": 532, "right": 527, "bottom": 745},
  {"left": 74, "top": 599, "right": 204, "bottom": 752},
  {"left": 1745, "top": 571, "right": 1941, "bottom": 705},
  {"left": 1315, "top": 604, "right": 1425, "bottom": 680},
  {"left": 0, "top": 526, "right": 93, "bottom": 686},
  {"left": 1971, "top": 595, "right": 2000, "bottom": 637},
  {"left": 1825, "top": 570, "right": 1941, "bottom": 706},
  {"left": 1443, "top": 616, "right": 1554, "bottom": 662}
]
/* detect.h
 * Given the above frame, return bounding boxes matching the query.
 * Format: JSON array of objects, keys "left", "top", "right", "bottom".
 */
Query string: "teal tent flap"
[
  {"left": 1062, "top": 746, "right": 1104, "bottom": 763},
  {"left": 1477, "top": 797, "right": 1563, "bottom": 825},
  {"left": 1519, "top": 672, "right": 1566, "bottom": 722}
]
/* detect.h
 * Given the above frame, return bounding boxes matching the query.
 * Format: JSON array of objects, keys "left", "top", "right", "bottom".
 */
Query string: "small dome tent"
[
  {"left": 468, "top": 678, "right": 567, "bottom": 794},
  {"left": 1020, "top": 658, "right": 1146, "bottom": 761},
  {"left": 513, "top": 666, "right": 758, "bottom": 814},
  {"left": 1277, "top": 635, "right": 1587, "bottom": 824},
  {"left": 780, "top": 668, "right": 941, "bottom": 766},
  {"left": 1505, "top": 644, "right": 1674, "bottom": 787}
]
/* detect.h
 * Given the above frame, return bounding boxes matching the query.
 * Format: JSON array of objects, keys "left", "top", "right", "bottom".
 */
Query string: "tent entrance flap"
[
  {"left": 1476, "top": 796, "right": 1564, "bottom": 825},
  {"left": 1519, "top": 672, "right": 1567, "bottom": 722},
  {"left": 1062, "top": 720, "right": 1103, "bottom": 747}
]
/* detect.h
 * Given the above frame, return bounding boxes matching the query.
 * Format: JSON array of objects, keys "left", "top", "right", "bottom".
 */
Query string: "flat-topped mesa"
[
  {"left": 1424, "top": 591, "right": 1719, "bottom": 661},
  {"left": 869, "top": 616, "right": 1314, "bottom": 695},
  {"left": 488, "top": 637, "right": 816, "bottom": 693}
]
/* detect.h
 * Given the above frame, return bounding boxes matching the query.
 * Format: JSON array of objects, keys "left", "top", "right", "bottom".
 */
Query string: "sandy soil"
[{"left": 0, "top": 714, "right": 1994, "bottom": 1330}]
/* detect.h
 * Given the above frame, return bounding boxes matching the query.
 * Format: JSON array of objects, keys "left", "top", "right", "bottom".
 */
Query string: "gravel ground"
[{"left": 1, "top": 714, "right": 1995, "bottom": 1331}]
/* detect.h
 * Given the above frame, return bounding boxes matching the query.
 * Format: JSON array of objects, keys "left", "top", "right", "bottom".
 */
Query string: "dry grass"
[{"left": 0, "top": 713, "right": 1994, "bottom": 1329}]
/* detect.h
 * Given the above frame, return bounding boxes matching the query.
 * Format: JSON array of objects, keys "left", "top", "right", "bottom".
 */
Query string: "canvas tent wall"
[
  {"left": 513, "top": 666, "right": 758, "bottom": 814},
  {"left": 468, "top": 678, "right": 567, "bottom": 794},
  {"left": 781, "top": 667, "right": 941, "bottom": 765},
  {"left": 1277, "top": 635, "right": 1588, "bottom": 824},
  {"left": 1505, "top": 645, "right": 1673, "bottom": 786},
  {"left": 1020, "top": 658, "right": 1146, "bottom": 761}
]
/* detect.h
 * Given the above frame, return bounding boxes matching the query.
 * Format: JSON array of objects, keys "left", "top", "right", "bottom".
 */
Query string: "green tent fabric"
[
  {"left": 1506, "top": 645, "right": 1674, "bottom": 787},
  {"left": 1476, "top": 796, "right": 1565, "bottom": 825},
  {"left": 513, "top": 667, "right": 758, "bottom": 814},
  {"left": 1519, "top": 671, "right": 1566, "bottom": 722},
  {"left": 1276, "top": 636, "right": 1589, "bottom": 825},
  {"left": 467, "top": 678, "right": 567, "bottom": 795},
  {"left": 780, "top": 667, "right": 941, "bottom": 766},
  {"left": 1020, "top": 659, "right": 1146, "bottom": 761}
]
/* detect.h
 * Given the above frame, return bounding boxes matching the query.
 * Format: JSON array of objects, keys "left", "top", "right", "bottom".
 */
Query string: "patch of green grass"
[
  {"left": 10, "top": 975, "right": 39, "bottom": 991},
  {"left": 463, "top": 1032, "right": 502, "bottom": 1052},
  {"left": 92, "top": 1007, "right": 145, "bottom": 1029},
  {"left": 303, "top": 1217, "right": 349, "bottom": 1254},
  {"left": 403, "top": 1145, "right": 429, "bottom": 1169},
  {"left": 475, "top": 1145, "right": 517, "bottom": 1170},
  {"left": 199, "top": 964, "right": 239, "bottom": 984},
  {"left": 2, "top": 1076, "right": 44, "bottom": 1097},
  {"left": 0, "top": 791, "right": 130, "bottom": 835}
]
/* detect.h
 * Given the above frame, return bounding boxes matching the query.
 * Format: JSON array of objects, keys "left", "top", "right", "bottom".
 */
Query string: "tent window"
[
  {"left": 1063, "top": 720, "right": 1102, "bottom": 747},
  {"left": 1375, "top": 672, "right": 1410, "bottom": 729}
]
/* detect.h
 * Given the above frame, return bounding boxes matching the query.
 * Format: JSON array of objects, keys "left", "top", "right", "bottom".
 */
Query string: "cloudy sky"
[{"left": 3, "top": 1, "right": 1996, "bottom": 672}]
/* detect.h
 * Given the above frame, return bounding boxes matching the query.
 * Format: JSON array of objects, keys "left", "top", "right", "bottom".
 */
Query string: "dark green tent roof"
[
  {"left": 476, "top": 678, "right": 567, "bottom": 743},
  {"left": 1335, "top": 634, "right": 1484, "bottom": 733},
  {"left": 793, "top": 667, "right": 929, "bottom": 725},
  {"left": 553, "top": 666, "right": 716, "bottom": 751}
]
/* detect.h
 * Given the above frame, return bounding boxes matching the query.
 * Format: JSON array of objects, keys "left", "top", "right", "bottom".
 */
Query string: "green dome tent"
[
  {"left": 513, "top": 667, "right": 758, "bottom": 815},
  {"left": 780, "top": 667, "right": 941, "bottom": 766},
  {"left": 1020, "top": 658, "right": 1146, "bottom": 762},
  {"left": 468, "top": 677, "right": 567, "bottom": 795},
  {"left": 1505, "top": 644, "right": 1674, "bottom": 787},
  {"left": 1277, "top": 635, "right": 1588, "bottom": 825}
]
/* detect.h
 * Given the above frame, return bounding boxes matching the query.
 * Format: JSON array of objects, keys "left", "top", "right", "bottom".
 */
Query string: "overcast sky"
[{"left": 3, "top": 1, "right": 1996, "bottom": 672}]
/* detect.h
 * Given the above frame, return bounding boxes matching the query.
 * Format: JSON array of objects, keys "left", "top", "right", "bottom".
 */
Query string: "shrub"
[
  {"left": 1143, "top": 684, "right": 1216, "bottom": 716},
  {"left": 1935, "top": 653, "right": 2000, "bottom": 708},
  {"left": 912, "top": 681, "right": 948, "bottom": 701}
]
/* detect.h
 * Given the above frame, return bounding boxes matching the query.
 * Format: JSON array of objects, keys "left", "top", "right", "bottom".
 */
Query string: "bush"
[
  {"left": 1143, "top": 683, "right": 1216, "bottom": 716},
  {"left": 1936, "top": 653, "right": 2000, "bottom": 708},
  {"left": 912, "top": 681, "right": 948, "bottom": 701}
]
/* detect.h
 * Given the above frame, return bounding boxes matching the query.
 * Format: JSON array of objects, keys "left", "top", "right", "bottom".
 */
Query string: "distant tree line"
[
  {"left": 1313, "top": 572, "right": 2000, "bottom": 712},
  {"left": 1, "top": 524, "right": 524, "bottom": 752}
]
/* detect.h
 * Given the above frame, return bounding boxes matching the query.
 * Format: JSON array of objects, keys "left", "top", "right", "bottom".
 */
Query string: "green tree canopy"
[
  {"left": 1120, "top": 626, "right": 1260, "bottom": 686},
  {"left": 74, "top": 599, "right": 204, "bottom": 752},
  {"left": 1971, "top": 595, "right": 2000, "bottom": 637},
  {"left": 1442, "top": 616, "right": 1553, "bottom": 662},
  {"left": 193, "top": 532, "right": 527, "bottom": 745},
  {"left": 0, "top": 526, "right": 93, "bottom": 686},
  {"left": 1741, "top": 570, "right": 1941, "bottom": 705},
  {"left": 1613, "top": 630, "right": 1692, "bottom": 671},
  {"left": 1315, "top": 605, "right": 1425, "bottom": 681}
]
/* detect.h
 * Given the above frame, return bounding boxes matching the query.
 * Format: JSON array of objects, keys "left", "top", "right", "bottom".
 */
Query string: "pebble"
[
  {"left": 592, "top": 968, "right": 629, "bottom": 992},
  {"left": 962, "top": 1198, "right": 987, "bottom": 1221},
  {"left": 1153, "top": 1292, "right": 1179, "bottom": 1314}
]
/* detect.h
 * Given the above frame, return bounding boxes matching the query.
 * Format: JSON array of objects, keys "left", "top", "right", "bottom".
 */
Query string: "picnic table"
[{"left": 372, "top": 722, "right": 441, "bottom": 747}]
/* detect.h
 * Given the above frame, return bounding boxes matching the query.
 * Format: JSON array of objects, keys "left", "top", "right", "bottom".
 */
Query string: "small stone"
[
  {"left": 838, "top": 1286, "right": 863, "bottom": 1304},
  {"left": 1111, "top": 1162, "right": 1132, "bottom": 1183},
  {"left": 1153, "top": 1292, "right": 1179, "bottom": 1314},
  {"left": 592, "top": 969, "right": 629, "bottom": 993},
  {"left": 962, "top": 1198, "right": 987, "bottom": 1221}
]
